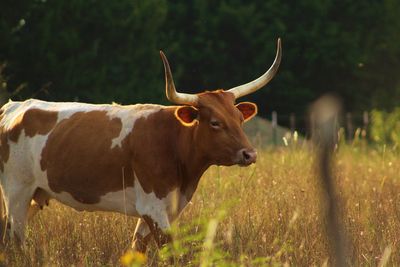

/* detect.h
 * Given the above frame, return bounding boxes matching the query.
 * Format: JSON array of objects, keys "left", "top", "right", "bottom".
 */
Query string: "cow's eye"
[{"left": 210, "top": 120, "right": 221, "bottom": 129}]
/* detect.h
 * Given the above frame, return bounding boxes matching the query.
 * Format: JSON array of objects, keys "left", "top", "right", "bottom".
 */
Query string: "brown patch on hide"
[
  {"left": 40, "top": 111, "right": 134, "bottom": 204},
  {"left": 8, "top": 108, "right": 58, "bottom": 142},
  {"left": 129, "top": 108, "right": 184, "bottom": 199},
  {"left": 0, "top": 107, "right": 57, "bottom": 171}
]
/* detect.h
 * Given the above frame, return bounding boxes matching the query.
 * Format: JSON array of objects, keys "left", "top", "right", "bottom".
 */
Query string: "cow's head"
[{"left": 160, "top": 39, "right": 281, "bottom": 166}]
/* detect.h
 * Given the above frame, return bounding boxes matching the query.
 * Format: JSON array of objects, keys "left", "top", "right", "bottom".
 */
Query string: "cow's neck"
[
  {"left": 176, "top": 121, "right": 211, "bottom": 202},
  {"left": 130, "top": 106, "right": 210, "bottom": 201}
]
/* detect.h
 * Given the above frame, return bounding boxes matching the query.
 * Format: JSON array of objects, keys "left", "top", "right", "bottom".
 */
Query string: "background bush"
[
  {"left": 1, "top": 0, "right": 400, "bottom": 119},
  {"left": 370, "top": 108, "right": 400, "bottom": 147}
]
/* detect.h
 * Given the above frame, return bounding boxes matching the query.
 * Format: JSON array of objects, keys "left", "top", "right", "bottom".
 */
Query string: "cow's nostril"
[
  {"left": 243, "top": 150, "right": 251, "bottom": 160},
  {"left": 238, "top": 148, "right": 257, "bottom": 165}
]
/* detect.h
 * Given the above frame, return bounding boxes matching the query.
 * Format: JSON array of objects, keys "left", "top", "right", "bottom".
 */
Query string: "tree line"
[{"left": 1, "top": 0, "right": 399, "bottom": 121}]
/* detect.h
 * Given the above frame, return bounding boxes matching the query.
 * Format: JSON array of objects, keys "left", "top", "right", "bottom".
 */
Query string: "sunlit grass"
[{"left": 2, "top": 145, "right": 399, "bottom": 266}]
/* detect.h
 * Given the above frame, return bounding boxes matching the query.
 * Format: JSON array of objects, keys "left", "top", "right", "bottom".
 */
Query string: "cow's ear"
[
  {"left": 175, "top": 106, "right": 199, "bottom": 126},
  {"left": 236, "top": 102, "right": 257, "bottom": 122}
]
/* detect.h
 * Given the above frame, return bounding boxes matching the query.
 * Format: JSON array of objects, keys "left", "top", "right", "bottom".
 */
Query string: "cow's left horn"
[
  {"left": 227, "top": 38, "right": 282, "bottom": 99},
  {"left": 160, "top": 51, "right": 198, "bottom": 105}
]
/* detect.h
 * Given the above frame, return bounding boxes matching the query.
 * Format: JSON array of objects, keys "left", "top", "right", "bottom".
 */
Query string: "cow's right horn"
[{"left": 160, "top": 51, "right": 198, "bottom": 105}]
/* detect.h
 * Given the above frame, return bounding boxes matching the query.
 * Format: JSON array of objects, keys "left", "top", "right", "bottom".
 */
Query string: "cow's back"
[{"left": 0, "top": 99, "right": 108, "bottom": 179}]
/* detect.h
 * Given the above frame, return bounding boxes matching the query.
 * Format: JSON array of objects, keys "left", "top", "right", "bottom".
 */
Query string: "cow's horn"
[
  {"left": 160, "top": 51, "right": 198, "bottom": 105},
  {"left": 227, "top": 38, "right": 282, "bottom": 99}
]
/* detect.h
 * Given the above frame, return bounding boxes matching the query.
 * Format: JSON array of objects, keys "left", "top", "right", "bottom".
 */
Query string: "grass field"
[{"left": 1, "top": 143, "right": 399, "bottom": 266}]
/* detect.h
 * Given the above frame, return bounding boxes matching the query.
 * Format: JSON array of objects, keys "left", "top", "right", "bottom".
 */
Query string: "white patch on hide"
[
  {"left": 107, "top": 105, "right": 162, "bottom": 149},
  {"left": 49, "top": 187, "right": 138, "bottom": 216}
]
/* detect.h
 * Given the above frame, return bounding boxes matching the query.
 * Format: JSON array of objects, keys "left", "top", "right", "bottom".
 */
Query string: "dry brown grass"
[{"left": 1, "top": 145, "right": 400, "bottom": 266}]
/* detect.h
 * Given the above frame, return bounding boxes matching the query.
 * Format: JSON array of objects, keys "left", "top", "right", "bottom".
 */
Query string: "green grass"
[{"left": 2, "top": 144, "right": 399, "bottom": 266}]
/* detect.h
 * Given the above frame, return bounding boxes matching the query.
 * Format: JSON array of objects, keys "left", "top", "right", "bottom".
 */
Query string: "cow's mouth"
[{"left": 238, "top": 160, "right": 253, "bottom": 167}]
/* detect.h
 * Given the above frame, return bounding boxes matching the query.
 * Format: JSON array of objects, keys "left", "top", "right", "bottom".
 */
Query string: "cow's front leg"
[
  {"left": 134, "top": 187, "right": 188, "bottom": 250},
  {"left": 131, "top": 218, "right": 152, "bottom": 253},
  {"left": 141, "top": 213, "right": 171, "bottom": 248}
]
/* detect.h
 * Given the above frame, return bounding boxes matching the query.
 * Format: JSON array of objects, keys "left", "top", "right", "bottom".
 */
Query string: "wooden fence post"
[
  {"left": 362, "top": 111, "right": 369, "bottom": 139},
  {"left": 346, "top": 112, "right": 353, "bottom": 141},
  {"left": 290, "top": 113, "right": 296, "bottom": 134},
  {"left": 272, "top": 111, "right": 277, "bottom": 146}
]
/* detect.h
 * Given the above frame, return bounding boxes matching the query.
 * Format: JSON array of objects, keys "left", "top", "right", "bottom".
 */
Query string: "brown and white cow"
[{"left": 0, "top": 39, "right": 281, "bottom": 251}]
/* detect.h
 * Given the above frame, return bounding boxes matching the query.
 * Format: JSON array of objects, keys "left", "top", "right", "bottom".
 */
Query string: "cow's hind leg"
[
  {"left": 27, "top": 200, "right": 41, "bottom": 221},
  {"left": 131, "top": 218, "right": 152, "bottom": 253},
  {"left": 4, "top": 185, "right": 34, "bottom": 243},
  {"left": 27, "top": 188, "right": 50, "bottom": 221}
]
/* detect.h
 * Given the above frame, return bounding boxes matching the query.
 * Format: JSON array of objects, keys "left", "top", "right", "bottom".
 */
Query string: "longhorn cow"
[{"left": 0, "top": 39, "right": 281, "bottom": 251}]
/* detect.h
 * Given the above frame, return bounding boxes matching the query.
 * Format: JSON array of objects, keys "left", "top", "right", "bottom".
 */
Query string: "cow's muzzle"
[{"left": 237, "top": 148, "right": 257, "bottom": 166}]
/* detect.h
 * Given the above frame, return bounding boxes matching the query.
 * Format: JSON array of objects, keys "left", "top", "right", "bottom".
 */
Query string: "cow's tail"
[
  {"left": 0, "top": 105, "right": 8, "bottom": 243},
  {"left": 0, "top": 186, "right": 7, "bottom": 243}
]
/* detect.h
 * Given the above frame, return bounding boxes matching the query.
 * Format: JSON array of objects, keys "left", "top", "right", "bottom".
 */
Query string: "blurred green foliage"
[
  {"left": 1, "top": 0, "right": 399, "bottom": 117},
  {"left": 370, "top": 108, "right": 400, "bottom": 147}
]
